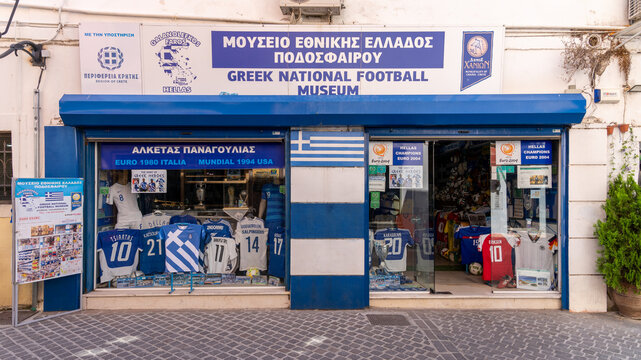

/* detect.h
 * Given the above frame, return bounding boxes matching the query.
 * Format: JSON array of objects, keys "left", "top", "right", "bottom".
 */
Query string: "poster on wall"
[
  {"left": 389, "top": 166, "right": 423, "bottom": 189},
  {"left": 78, "top": 23, "right": 504, "bottom": 95},
  {"left": 517, "top": 166, "right": 552, "bottom": 189},
  {"left": 79, "top": 22, "right": 142, "bottom": 94},
  {"left": 369, "top": 142, "right": 393, "bottom": 165},
  {"left": 496, "top": 141, "right": 521, "bottom": 165},
  {"left": 13, "top": 178, "right": 84, "bottom": 284},
  {"left": 131, "top": 169, "right": 167, "bottom": 193}
]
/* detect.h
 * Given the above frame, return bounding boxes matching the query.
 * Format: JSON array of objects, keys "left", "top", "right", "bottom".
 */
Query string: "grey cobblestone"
[{"left": 0, "top": 309, "right": 638, "bottom": 359}]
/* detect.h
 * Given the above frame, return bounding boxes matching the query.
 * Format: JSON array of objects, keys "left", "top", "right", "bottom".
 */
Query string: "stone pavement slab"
[{"left": 0, "top": 309, "right": 639, "bottom": 359}]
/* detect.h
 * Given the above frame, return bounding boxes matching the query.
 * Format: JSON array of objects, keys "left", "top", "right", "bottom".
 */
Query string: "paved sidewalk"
[{"left": 0, "top": 309, "right": 640, "bottom": 359}]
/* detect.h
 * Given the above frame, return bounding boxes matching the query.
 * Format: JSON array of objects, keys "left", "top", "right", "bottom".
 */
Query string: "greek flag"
[
  {"left": 291, "top": 131, "right": 365, "bottom": 167},
  {"left": 165, "top": 228, "right": 200, "bottom": 273},
  {"left": 45, "top": 191, "right": 64, "bottom": 202}
]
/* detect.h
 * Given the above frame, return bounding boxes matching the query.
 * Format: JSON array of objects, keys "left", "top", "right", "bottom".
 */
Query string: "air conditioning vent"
[
  {"left": 280, "top": 0, "right": 343, "bottom": 16},
  {"left": 630, "top": 0, "right": 641, "bottom": 22}
]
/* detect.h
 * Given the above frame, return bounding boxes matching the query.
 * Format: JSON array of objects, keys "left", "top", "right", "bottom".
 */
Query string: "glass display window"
[
  {"left": 368, "top": 139, "right": 559, "bottom": 294},
  {"left": 94, "top": 141, "right": 287, "bottom": 289}
]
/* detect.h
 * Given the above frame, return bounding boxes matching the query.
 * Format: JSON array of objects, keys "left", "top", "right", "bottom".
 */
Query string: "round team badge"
[
  {"left": 372, "top": 143, "right": 387, "bottom": 157},
  {"left": 72, "top": 193, "right": 81, "bottom": 201},
  {"left": 466, "top": 36, "right": 489, "bottom": 58},
  {"left": 500, "top": 143, "right": 514, "bottom": 156}
]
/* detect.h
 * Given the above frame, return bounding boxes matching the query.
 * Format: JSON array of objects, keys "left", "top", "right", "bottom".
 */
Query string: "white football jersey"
[
  {"left": 514, "top": 230, "right": 555, "bottom": 276},
  {"left": 204, "top": 236, "right": 238, "bottom": 274},
  {"left": 142, "top": 213, "right": 171, "bottom": 229},
  {"left": 235, "top": 217, "right": 268, "bottom": 271},
  {"left": 107, "top": 183, "right": 142, "bottom": 225}
]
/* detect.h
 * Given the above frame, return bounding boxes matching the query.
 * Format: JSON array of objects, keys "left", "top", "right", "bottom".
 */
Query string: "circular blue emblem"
[{"left": 97, "top": 46, "right": 124, "bottom": 70}]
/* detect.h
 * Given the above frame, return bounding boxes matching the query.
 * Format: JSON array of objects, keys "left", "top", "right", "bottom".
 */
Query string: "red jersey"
[
  {"left": 435, "top": 212, "right": 448, "bottom": 243},
  {"left": 478, "top": 234, "right": 517, "bottom": 281}
]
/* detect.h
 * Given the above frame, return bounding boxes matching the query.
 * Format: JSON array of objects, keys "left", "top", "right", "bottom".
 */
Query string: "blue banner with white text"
[{"left": 101, "top": 143, "right": 284, "bottom": 170}]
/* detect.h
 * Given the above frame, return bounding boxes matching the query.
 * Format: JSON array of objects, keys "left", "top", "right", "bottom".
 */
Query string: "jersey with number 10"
[
  {"left": 97, "top": 229, "right": 142, "bottom": 283},
  {"left": 139, "top": 227, "right": 165, "bottom": 274},
  {"left": 236, "top": 217, "right": 268, "bottom": 271},
  {"left": 478, "top": 234, "right": 517, "bottom": 281}
]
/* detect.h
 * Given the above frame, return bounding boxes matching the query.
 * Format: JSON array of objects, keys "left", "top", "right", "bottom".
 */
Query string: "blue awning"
[{"left": 59, "top": 94, "right": 585, "bottom": 128}]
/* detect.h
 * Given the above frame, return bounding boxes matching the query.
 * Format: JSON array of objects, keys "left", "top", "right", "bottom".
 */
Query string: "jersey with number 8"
[
  {"left": 139, "top": 227, "right": 165, "bottom": 275},
  {"left": 236, "top": 217, "right": 268, "bottom": 271},
  {"left": 478, "top": 234, "right": 517, "bottom": 281},
  {"left": 97, "top": 229, "right": 142, "bottom": 283}
]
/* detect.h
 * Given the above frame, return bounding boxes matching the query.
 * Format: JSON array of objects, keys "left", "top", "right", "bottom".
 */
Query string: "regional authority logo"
[
  {"left": 97, "top": 47, "right": 124, "bottom": 70},
  {"left": 149, "top": 31, "right": 201, "bottom": 93},
  {"left": 466, "top": 36, "right": 489, "bottom": 58}
]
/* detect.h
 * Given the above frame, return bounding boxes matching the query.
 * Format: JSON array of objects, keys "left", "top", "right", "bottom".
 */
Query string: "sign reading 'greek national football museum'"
[{"left": 79, "top": 24, "right": 504, "bottom": 95}]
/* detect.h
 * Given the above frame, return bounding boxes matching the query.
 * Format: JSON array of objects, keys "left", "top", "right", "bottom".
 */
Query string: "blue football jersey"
[
  {"left": 169, "top": 214, "right": 200, "bottom": 225},
  {"left": 97, "top": 229, "right": 142, "bottom": 283},
  {"left": 455, "top": 226, "right": 491, "bottom": 265},
  {"left": 374, "top": 228, "right": 414, "bottom": 273},
  {"left": 261, "top": 184, "right": 285, "bottom": 226},
  {"left": 139, "top": 227, "right": 165, "bottom": 275},
  {"left": 160, "top": 224, "right": 205, "bottom": 273},
  {"left": 268, "top": 226, "right": 286, "bottom": 279}
]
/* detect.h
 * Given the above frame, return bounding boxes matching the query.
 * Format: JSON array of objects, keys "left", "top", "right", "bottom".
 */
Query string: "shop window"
[
  {"left": 368, "top": 140, "right": 559, "bottom": 294},
  {"left": 0, "top": 132, "right": 12, "bottom": 203},
  {"left": 95, "top": 142, "right": 286, "bottom": 289}
]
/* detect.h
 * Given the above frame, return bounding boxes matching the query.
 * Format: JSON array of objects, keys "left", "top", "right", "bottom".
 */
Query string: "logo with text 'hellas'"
[
  {"left": 150, "top": 31, "right": 201, "bottom": 93},
  {"left": 97, "top": 47, "right": 124, "bottom": 70}
]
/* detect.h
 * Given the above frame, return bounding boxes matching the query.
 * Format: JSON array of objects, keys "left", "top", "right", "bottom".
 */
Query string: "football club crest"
[{"left": 150, "top": 31, "right": 201, "bottom": 93}]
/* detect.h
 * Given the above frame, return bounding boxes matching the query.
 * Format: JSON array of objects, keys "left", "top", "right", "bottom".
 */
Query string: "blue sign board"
[
  {"left": 211, "top": 31, "right": 445, "bottom": 69},
  {"left": 101, "top": 143, "right": 284, "bottom": 170},
  {"left": 392, "top": 142, "right": 423, "bottom": 166},
  {"left": 461, "top": 31, "right": 494, "bottom": 90},
  {"left": 521, "top": 140, "right": 552, "bottom": 165}
]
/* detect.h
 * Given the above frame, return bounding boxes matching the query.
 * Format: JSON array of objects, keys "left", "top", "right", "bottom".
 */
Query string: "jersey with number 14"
[{"left": 236, "top": 217, "right": 268, "bottom": 271}]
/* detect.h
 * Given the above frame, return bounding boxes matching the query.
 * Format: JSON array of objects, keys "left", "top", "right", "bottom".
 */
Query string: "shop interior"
[
  {"left": 96, "top": 150, "right": 287, "bottom": 289},
  {"left": 369, "top": 140, "right": 559, "bottom": 295}
]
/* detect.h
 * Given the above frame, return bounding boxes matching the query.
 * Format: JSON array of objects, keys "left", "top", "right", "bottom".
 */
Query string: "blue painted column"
[
  {"left": 43, "top": 126, "right": 83, "bottom": 311},
  {"left": 288, "top": 130, "right": 368, "bottom": 309}
]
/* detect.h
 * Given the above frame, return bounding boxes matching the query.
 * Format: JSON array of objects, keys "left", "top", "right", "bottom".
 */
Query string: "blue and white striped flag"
[
  {"left": 290, "top": 130, "right": 365, "bottom": 167},
  {"left": 45, "top": 191, "right": 64, "bottom": 202}
]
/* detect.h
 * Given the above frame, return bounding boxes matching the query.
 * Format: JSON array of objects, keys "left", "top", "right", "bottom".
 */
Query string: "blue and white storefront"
[{"left": 43, "top": 24, "right": 585, "bottom": 311}]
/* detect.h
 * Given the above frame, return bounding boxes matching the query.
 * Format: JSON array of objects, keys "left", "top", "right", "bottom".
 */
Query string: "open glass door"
[{"left": 368, "top": 141, "right": 434, "bottom": 293}]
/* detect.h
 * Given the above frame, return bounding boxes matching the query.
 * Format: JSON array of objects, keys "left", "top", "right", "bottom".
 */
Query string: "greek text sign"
[
  {"left": 14, "top": 178, "right": 84, "bottom": 284},
  {"left": 100, "top": 143, "right": 285, "bottom": 170},
  {"left": 80, "top": 24, "right": 504, "bottom": 95}
]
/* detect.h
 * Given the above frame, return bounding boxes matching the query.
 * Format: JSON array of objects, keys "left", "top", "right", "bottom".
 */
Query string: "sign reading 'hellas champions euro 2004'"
[
  {"left": 101, "top": 143, "right": 285, "bottom": 170},
  {"left": 79, "top": 24, "right": 503, "bottom": 95}
]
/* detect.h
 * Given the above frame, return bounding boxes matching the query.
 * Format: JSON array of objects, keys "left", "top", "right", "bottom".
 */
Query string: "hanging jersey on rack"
[
  {"left": 160, "top": 223, "right": 205, "bottom": 273},
  {"left": 139, "top": 227, "right": 165, "bottom": 275},
  {"left": 374, "top": 228, "right": 414, "bottom": 273},
  {"left": 268, "top": 226, "right": 286, "bottom": 278},
  {"left": 169, "top": 214, "right": 199, "bottom": 225},
  {"left": 142, "top": 212, "right": 171, "bottom": 229},
  {"left": 477, "top": 234, "right": 518, "bottom": 281},
  {"left": 97, "top": 229, "right": 142, "bottom": 283},
  {"left": 455, "top": 226, "right": 491, "bottom": 265},
  {"left": 236, "top": 217, "right": 268, "bottom": 271},
  {"left": 204, "top": 236, "right": 238, "bottom": 274},
  {"left": 414, "top": 228, "right": 434, "bottom": 272},
  {"left": 202, "top": 219, "right": 235, "bottom": 272}
]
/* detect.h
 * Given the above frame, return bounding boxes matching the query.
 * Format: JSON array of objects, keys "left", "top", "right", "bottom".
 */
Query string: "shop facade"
[{"left": 6, "top": 2, "right": 631, "bottom": 312}]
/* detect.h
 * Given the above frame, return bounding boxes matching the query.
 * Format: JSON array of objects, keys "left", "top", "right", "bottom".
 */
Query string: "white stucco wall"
[{"left": 1, "top": 0, "right": 637, "bottom": 311}]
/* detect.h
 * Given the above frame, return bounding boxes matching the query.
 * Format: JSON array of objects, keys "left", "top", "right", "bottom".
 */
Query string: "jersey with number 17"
[
  {"left": 268, "top": 226, "right": 286, "bottom": 278},
  {"left": 236, "top": 217, "right": 268, "bottom": 271}
]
